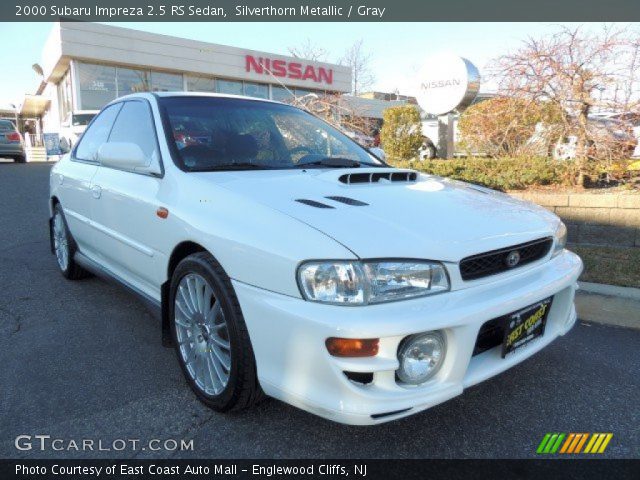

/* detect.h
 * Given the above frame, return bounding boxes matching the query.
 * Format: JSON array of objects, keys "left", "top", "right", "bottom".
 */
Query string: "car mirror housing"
[{"left": 97, "top": 142, "right": 160, "bottom": 175}]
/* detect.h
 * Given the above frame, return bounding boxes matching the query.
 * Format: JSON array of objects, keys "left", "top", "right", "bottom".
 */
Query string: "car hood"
[{"left": 201, "top": 168, "right": 559, "bottom": 262}]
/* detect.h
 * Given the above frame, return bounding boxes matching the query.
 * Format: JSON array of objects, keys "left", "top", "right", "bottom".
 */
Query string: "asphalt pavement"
[{"left": 0, "top": 161, "right": 638, "bottom": 459}]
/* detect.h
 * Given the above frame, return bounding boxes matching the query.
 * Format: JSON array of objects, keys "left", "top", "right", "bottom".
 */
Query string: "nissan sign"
[{"left": 416, "top": 53, "right": 480, "bottom": 116}]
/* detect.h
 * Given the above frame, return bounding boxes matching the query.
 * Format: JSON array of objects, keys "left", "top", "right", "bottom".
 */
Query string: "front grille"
[
  {"left": 459, "top": 237, "right": 553, "bottom": 281},
  {"left": 472, "top": 317, "right": 505, "bottom": 356}
]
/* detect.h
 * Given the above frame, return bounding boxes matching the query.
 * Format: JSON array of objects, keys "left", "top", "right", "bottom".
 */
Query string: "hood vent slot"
[
  {"left": 295, "top": 199, "right": 335, "bottom": 209},
  {"left": 339, "top": 171, "right": 417, "bottom": 184},
  {"left": 325, "top": 196, "right": 368, "bottom": 206}
]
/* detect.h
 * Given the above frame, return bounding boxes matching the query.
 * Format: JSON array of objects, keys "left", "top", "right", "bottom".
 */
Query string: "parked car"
[
  {"left": 58, "top": 110, "right": 99, "bottom": 152},
  {"left": 0, "top": 119, "right": 25, "bottom": 162},
  {"left": 49, "top": 92, "right": 583, "bottom": 425}
]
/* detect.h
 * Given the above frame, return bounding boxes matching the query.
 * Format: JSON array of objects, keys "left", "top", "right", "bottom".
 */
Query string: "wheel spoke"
[
  {"left": 203, "top": 284, "right": 213, "bottom": 312},
  {"left": 209, "top": 334, "right": 230, "bottom": 350},
  {"left": 175, "top": 301, "right": 191, "bottom": 322},
  {"left": 187, "top": 276, "right": 199, "bottom": 314},
  {"left": 178, "top": 285, "right": 195, "bottom": 314},
  {"left": 184, "top": 345, "right": 197, "bottom": 365},
  {"left": 175, "top": 315, "right": 191, "bottom": 329},
  {"left": 205, "top": 355, "right": 221, "bottom": 393},
  {"left": 208, "top": 351, "right": 226, "bottom": 386},
  {"left": 210, "top": 344, "right": 231, "bottom": 371},
  {"left": 206, "top": 302, "right": 221, "bottom": 324}
]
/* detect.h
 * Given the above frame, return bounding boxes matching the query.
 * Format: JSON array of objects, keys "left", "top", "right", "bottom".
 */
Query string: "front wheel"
[{"left": 169, "top": 252, "right": 263, "bottom": 412}]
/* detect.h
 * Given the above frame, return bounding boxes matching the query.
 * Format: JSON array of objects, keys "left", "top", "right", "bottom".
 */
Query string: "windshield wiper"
[
  {"left": 294, "top": 157, "right": 362, "bottom": 169},
  {"left": 192, "top": 163, "right": 273, "bottom": 172}
]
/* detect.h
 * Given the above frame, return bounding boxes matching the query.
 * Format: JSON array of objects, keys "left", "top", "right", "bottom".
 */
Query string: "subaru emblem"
[{"left": 506, "top": 250, "right": 521, "bottom": 268}]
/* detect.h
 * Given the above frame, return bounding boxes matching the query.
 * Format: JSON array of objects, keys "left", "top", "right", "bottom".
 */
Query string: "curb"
[
  {"left": 575, "top": 283, "right": 640, "bottom": 330},
  {"left": 578, "top": 281, "right": 640, "bottom": 300}
]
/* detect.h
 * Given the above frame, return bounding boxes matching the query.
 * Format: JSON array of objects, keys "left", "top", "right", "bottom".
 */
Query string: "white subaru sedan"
[{"left": 49, "top": 93, "right": 583, "bottom": 425}]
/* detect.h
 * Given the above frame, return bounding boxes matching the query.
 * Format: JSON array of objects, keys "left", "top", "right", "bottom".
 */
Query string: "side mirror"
[
  {"left": 97, "top": 142, "right": 150, "bottom": 171},
  {"left": 368, "top": 147, "right": 386, "bottom": 161}
]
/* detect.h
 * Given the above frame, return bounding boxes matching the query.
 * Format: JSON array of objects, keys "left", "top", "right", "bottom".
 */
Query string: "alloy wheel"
[
  {"left": 52, "top": 213, "right": 69, "bottom": 271},
  {"left": 174, "top": 273, "right": 232, "bottom": 395}
]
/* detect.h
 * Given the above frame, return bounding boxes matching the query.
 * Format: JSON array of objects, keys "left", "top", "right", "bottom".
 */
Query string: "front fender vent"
[
  {"left": 339, "top": 171, "right": 417, "bottom": 184},
  {"left": 295, "top": 199, "right": 335, "bottom": 209},
  {"left": 325, "top": 196, "right": 368, "bottom": 206}
]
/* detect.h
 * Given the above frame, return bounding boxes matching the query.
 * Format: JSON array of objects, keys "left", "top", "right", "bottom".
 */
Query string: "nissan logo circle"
[{"left": 415, "top": 53, "right": 480, "bottom": 116}]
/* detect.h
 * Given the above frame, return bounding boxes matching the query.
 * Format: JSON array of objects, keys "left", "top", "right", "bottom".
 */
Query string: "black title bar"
[
  {"left": 3, "top": 0, "right": 640, "bottom": 22},
  {"left": 2, "top": 459, "right": 640, "bottom": 480}
]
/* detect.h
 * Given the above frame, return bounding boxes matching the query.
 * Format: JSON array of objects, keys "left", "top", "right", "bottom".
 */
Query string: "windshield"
[
  {"left": 72, "top": 113, "right": 96, "bottom": 126},
  {"left": 159, "top": 96, "right": 383, "bottom": 171}
]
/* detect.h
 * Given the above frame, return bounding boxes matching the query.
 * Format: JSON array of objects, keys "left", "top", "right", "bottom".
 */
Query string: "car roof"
[{"left": 112, "top": 91, "right": 287, "bottom": 106}]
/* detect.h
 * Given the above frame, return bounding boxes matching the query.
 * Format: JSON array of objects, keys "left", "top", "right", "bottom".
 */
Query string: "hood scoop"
[
  {"left": 325, "top": 196, "right": 369, "bottom": 206},
  {"left": 338, "top": 170, "right": 418, "bottom": 185},
  {"left": 295, "top": 199, "right": 335, "bottom": 209}
]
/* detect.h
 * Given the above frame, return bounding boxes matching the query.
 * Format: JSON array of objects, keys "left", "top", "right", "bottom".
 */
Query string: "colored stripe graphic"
[
  {"left": 537, "top": 433, "right": 551, "bottom": 454},
  {"left": 574, "top": 433, "right": 589, "bottom": 453},
  {"left": 560, "top": 433, "right": 575, "bottom": 453},
  {"left": 597, "top": 434, "right": 613, "bottom": 453},
  {"left": 538, "top": 433, "right": 613, "bottom": 454}
]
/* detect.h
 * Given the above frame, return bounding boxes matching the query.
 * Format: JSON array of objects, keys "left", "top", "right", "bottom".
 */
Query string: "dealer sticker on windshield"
[{"left": 501, "top": 297, "right": 552, "bottom": 358}]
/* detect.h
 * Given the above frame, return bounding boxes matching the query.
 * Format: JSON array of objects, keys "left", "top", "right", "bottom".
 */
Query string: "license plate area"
[{"left": 501, "top": 297, "right": 552, "bottom": 358}]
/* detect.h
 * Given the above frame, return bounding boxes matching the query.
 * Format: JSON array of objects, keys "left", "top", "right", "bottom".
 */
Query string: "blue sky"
[{"left": 0, "top": 21, "right": 621, "bottom": 107}]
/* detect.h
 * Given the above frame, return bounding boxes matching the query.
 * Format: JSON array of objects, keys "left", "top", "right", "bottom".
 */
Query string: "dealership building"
[{"left": 20, "top": 22, "right": 354, "bottom": 139}]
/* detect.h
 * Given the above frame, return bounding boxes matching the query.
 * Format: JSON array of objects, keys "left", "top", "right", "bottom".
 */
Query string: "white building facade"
[{"left": 30, "top": 22, "right": 351, "bottom": 135}]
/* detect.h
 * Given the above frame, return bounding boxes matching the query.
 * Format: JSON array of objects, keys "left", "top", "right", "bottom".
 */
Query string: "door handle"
[{"left": 91, "top": 185, "right": 102, "bottom": 199}]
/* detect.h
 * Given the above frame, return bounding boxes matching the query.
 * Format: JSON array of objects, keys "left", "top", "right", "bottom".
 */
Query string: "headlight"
[
  {"left": 552, "top": 222, "right": 567, "bottom": 257},
  {"left": 297, "top": 260, "right": 449, "bottom": 305},
  {"left": 397, "top": 331, "right": 446, "bottom": 384}
]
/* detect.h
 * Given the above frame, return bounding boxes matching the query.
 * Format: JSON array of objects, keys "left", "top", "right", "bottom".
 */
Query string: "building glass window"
[
  {"left": 117, "top": 67, "right": 150, "bottom": 95},
  {"left": 295, "top": 88, "right": 315, "bottom": 98},
  {"left": 77, "top": 63, "right": 117, "bottom": 110},
  {"left": 216, "top": 79, "right": 243, "bottom": 95},
  {"left": 243, "top": 82, "right": 269, "bottom": 99},
  {"left": 186, "top": 75, "right": 215, "bottom": 92},
  {"left": 57, "top": 70, "right": 73, "bottom": 122},
  {"left": 271, "top": 85, "right": 294, "bottom": 102},
  {"left": 151, "top": 71, "right": 183, "bottom": 92}
]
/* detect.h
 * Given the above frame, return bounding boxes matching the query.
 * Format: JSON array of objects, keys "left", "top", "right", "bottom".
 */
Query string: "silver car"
[{"left": 0, "top": 120, "right": 25, "bottom": 163}]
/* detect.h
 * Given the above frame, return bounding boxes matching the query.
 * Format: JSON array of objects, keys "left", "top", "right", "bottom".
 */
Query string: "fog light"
[{"left": 397, "top": 332, "right": 446, "bottom": 384}]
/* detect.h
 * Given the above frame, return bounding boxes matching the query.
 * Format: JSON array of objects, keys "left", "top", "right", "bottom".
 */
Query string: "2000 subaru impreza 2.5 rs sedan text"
[{"left": 49, "top": 92, "right": 583, "bottom": 425}]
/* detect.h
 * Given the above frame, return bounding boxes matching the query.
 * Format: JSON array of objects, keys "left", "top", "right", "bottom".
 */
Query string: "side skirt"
[{"left": 74, "top": 252, "right": 162, "bottom": 321}]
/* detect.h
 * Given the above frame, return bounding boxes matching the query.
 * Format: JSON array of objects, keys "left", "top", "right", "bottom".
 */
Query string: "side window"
[
  {"left": 74, "top": 103, "right": 122, "bottom": 162},
  {"left": 107, "top": 101, "right": 158, "bottom": 164}
]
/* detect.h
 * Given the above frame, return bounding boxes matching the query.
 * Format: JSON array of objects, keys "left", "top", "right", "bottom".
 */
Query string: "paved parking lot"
[{"left": 0, "top": 162, "right": 638, "bottom": 459}]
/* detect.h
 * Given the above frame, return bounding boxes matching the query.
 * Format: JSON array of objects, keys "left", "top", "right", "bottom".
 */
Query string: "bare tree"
[
  {"left": 339, "top": 39, "right": 375, "bottom": 95},
  {"left": 287, "top": 38, "right": 328, "bottom": 62},
  {"left": 490, "top": 25, "right": 640, "bottom": 183}
]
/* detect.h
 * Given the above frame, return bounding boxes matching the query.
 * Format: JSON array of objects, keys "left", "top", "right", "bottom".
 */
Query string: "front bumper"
[{"left": 233, "top": 250, "right": 583, "bottom": 425}]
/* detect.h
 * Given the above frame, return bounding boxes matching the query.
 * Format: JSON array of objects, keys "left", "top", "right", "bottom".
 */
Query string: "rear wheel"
[
  {"left": 14, "top": 155, "right": 26, "bottom": 163},
  {"left": 52, "top": 204, "right": 90, "bottom": 279},
  {"left": 169, "top": 252, "right": 263, "bottom": 411}
]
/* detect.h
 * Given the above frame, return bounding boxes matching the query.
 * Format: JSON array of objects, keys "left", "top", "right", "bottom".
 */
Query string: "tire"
[
  {"left": 169, "top": 252, "right": 264, "bottom": 412},
  {"left": 51, "top": 203, "right": 90, "bottom": 280},
  {"left": 14, "top": 155, "right": 26, "bottom": 163}
]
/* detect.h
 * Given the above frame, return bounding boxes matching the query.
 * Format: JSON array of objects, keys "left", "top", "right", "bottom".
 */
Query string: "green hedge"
[{"left": 388, "top": 157, "right": 576, "bottom": 191}]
